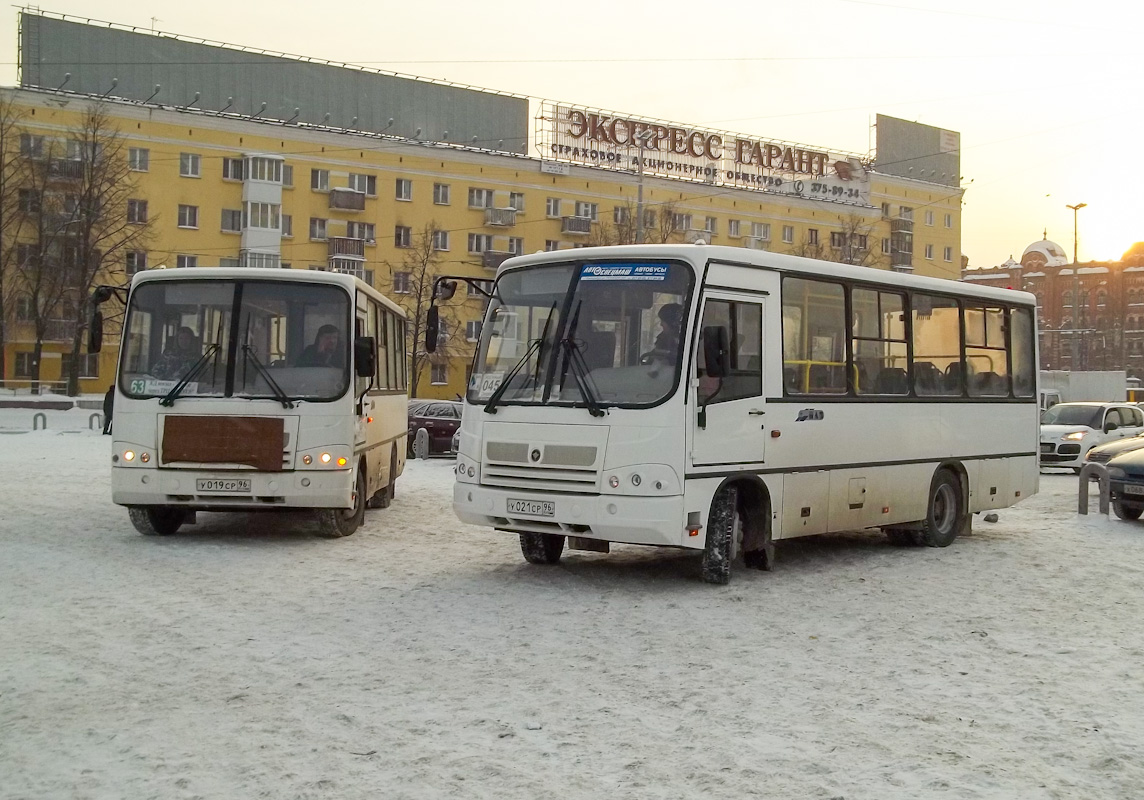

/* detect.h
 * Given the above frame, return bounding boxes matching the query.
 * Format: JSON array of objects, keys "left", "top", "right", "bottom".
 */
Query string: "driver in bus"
[
  {"left": 641, "top": 302, "right": 683, "bottom": 364},
  {"left": 153, "top": 326, "right": 201, "bottom": 379},
  {"left": 297, "top": 324, "right": 344, "bottom": 368}
]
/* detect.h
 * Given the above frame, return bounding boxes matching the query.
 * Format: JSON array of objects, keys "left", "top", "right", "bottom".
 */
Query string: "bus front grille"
[{"left": 481, "top": 464, "right": 599, "bottom": 493}]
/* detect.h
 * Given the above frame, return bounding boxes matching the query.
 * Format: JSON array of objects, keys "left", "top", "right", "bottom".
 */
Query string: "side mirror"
[
  {"left": 354, "top": 336, "right": 376, "bottom": 378},
  {"left": 435, "top": 280, "right": 457, "bottom": 302},
  {"left": 1105, "top": 421, "right": 1119, "bottom": 433},
  {"left": 88, "top": 309, "right": 103, "bottom": 354},
  {"left": 425, "top": 306, "right": 440, "bottom": 354},
  {"left": 91, "top": 286, "right": 114, "bottom": 305},
  {"left": 702, "top": 325, "right": 729, "bottom": 378}
]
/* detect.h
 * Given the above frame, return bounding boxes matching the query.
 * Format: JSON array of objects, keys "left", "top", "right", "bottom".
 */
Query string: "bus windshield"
[
  {"left": 120, "top": 279, "right": 351, "bottom": 402},
  {"left": 468, "top": 260, "right": 693, "bottom": 409}
]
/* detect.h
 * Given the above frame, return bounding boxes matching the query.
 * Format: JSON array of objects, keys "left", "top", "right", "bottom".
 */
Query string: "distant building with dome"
[{"left": 962, "top": 236, "right": 1144, "bottom": 376}]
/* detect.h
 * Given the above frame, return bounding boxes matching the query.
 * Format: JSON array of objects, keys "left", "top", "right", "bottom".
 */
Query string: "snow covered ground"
[{"left": 2, "top": 424, "right": 1144, "bottom": 799}]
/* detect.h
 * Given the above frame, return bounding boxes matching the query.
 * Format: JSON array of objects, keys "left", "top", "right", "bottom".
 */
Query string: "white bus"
[
  {"left": 439, "top": 244, "right": 1039, "bottom": 583},
  {"left": 90, "top": 267, "right": 409, "bottom": 538}
]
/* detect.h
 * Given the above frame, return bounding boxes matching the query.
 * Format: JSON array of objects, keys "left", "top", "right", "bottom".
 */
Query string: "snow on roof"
[
  {"left": 1022, "top": 238, "right": 1070, "bottom": 267},
  {"left": 1126, "top": 266, "right": 1144, "bottom": 272},
  {"left": 1078, "top": 267, "right": 1109, "bottom": 274},
  {"left": 961, "top": 272, "right": 1011, "bottom": 282},
  {"left": 1023, "top": 271, "right": 1046, "bottom": 278}
]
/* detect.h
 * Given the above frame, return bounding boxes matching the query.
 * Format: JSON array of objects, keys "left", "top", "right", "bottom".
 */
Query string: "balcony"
[
  {"left": 747, "top": 237, "right": 769, "bottom": 250},
  {"left": 48, "top": 158, "right": 84, "bottom": 180},
  {"left": 890, "top": 218, "right": 913, "bottom": 235},
  {"left": 562, "top": 216, "right": 593, "bottom": 235},
  {"left": 328, "top": 188, "right": 366, "bottom": 211},
  {"left": 482, "top": 251, "right": 514, "bottom": 270},
  {"left": 44, "top": 319, "right": 77, "bottom": 342},
  {"left": 484, "top": 208, "right": 517, "bottom": 227},
  {"left": 328, "top": 237, "right": 366, "bottom": 259}
]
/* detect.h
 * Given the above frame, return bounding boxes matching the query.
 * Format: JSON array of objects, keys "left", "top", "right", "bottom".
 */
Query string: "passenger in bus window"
[
  {"left": 153, "top": 326, "right": 201, "bottom": 379},
  {"left": 298, "top": 324, "right": 344, "bottom": 368}
]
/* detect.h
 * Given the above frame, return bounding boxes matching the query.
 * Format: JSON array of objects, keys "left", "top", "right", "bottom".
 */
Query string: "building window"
[
  {"left": 128, "top": 147, "right": 149, "bottom": 171},
  {"left": 431, "top": 362, "right": 448, "bottom": 385},
  {"left": 393, "top": 271, "right": 411, "bottom": 294},
  {"left": 468, "top": 233, "right": 493, "bottom": 253},
  {"left": 347, "top": 221, "right": 375, "bottom": 242},
  {"left": 545, "top": 240, "right": 560, "bottom": 251},
  {"left": 282, "top": 164, "right": 293, "bottom": 187},
  {"left": 179, "top": 153, "right": 201, "bottom": 178},
  {"left": 468, "top": 188, "right": 494, "bottom": 208},
  {"left": 899, "top": 206, "right": 913, "bottom": 221},
  {"left": 243, "top": 251, "right": 282, "bottom": 269},
  {"left": 243, "top": 202, "right": 281, "bottom": 230},
  {"left": 432, "top": 230, "right": 450, "bottom": 251},
  {"left": 882, "top": 237, "right": 891, "bottom": 254},
  {"left": 943, "top": 246, "right": 953, "bottom": 262},
  {"left": 925, "top": 243, "right": 935, "bottom": 260},
  {"left": 14, "top": 352, "right": 34, "bottom": 378},
  {"left": 925, "top": 210, "right": 934, "bottom": 226},
  {"left": 830, "top": 231, "right": 846, "bottom": 249},
  {"left": 807, "top": 229, "right": 819, "bottom": 246},
  {"left": 311, "top": 169, "right": 329, "bottom": 191},
  {"left": 466, "top": 321, "right": 482, "bottom": 341},
  {"left": 177, "top": 204, "right": 199, "bottom": 229},
  {"left": 394, "top": 226, "right": 412, "bottom": 248},
  {"left": 219, "top": 257, "right": 240, "bottom": 268},
  {"left": 575, "top": 201, "right": 598, "bottom": 221},
  {"left": 221, "top": 209, "right": 242, "bottom": 233},
  {"left": 751, "top": 222, "right": 770, "bottom": 240},
  {"left": 728, "top": 219, "right": 741, "bottom": 237},
  {"left": 508, "top": 237, "right": 524, "bottom": 255},
  {"left": 15, "top": 296, "right": 32, "bottom": 321},
  {"left": 127, "top": 200, "right": 148, "bottom": 224},
  {"left": 348, "top": 173, "right": 377, "bottom": 196},
  {"left": 222, "top": 158, "right": 245, "bottom": 181},
  {"left": 394, "top": 177, "right": 412, "bottom": 201},
  {"left": 613, "top": 206, "right": 630, "bottom": 225},
  {"left": 176, "top": 255, "right": 198, "bottom": 269},
  {"left": 281, "top": 214, "right": 293, "bottom": 237},
  {"left": 671, "top": 213, "right": 691, "bottom": 231},
  {"left": 19, "top": 134, "right": 43, "bottom": 158},
  {"left": 246, "top": 157, "right": 282, "bottom": 183},
  {"left": 704, "top": 216, "right": 717, "bottom": 234},
  {"left": 881, "top": 202, "right": 891, "bottom": 217},
  {"left": 309, "top": 217, "right": 328, "bottom": 240},
  {"left": 126, "top": 251, "right": 147, "bottom": 275},
  {"left": 433, "top": 183, "right": 450, "bottom": 205},
  {"left": 944, "top": 213, "right": 952, "bottom": 228},
  {"left": 546, "top": 197, "right": 561, "bottom": 218},
  {"left": 509, "top": 192, "right": 525, "bottom": 212},
  {"left": 18, "top": 189, "right": 40, "bottom": 214},
  {"left": 467, "top": 279, "right": 493, "bottom": 298},
  {"left": 782, "top": 225, "right": 794, "bottom": 244},
  {"left": 60, "top": 353, "right": 100, "bottom": 379}
]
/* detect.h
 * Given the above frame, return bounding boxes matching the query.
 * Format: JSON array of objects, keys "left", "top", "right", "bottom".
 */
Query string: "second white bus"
[{"left": 445, "top": 244, "right": 1039, "bottom": 583}]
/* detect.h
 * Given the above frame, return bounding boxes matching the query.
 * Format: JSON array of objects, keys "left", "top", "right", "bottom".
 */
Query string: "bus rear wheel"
[
  {"left": 920, "top": 469, "right": 964, "bottom": 548},
  {"left": 520, "top": 532, "right": 564, "bottom": 564},
  {"left": 129, "top": 506, "right": 186, "bottom": 536},
  {"left": 316, "top": 469, "right": 365, "bottom": 538},
  {"left": 702, "top": 485, "right": 740, "bottom": 585}
]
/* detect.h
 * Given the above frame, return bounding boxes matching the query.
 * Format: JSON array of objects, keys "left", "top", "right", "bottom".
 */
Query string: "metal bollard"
[
  {"left": 89, "top": 413, "right": 103, "bottom": 430},
  {"left": 32, "top": 412, "right": 47, "bottom": 431},
  {"left": 414, "top": 427, "right": 430, "bottom": 460},
  {"left": 1078, "top": 462, "right": 1110, "bottom": 516}
]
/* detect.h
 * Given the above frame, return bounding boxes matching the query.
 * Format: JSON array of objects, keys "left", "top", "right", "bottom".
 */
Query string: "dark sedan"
[
  {"left": 1103, "top": 448, "right": 1144, "bottom": 520},
  {"left": 407, "top": 400, "right": 462, "bottom": 457}
]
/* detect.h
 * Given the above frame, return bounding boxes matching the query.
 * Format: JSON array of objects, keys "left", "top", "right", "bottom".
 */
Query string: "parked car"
[
  {"left": 1103, "top": 448, "right": 1144, "bottom": 519},
  {"left": 1085, "top": 431, "right": 1144, "bottom": 465},
  {"left": 407, "top": 399, "right": 463, "bottom": 457},
  {"left": 1039, "top": 402, "right": 1144, "bottom": 471},
  {"left": 451, "top": 428, "right": 461, "bottom": 456}
]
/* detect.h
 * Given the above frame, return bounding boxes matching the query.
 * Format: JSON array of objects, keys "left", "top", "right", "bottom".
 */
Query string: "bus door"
[{"left": 691, "top": 292, "right": 767, "bottom": 467}]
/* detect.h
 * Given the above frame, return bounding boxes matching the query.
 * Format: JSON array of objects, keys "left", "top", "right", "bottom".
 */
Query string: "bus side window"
[{"left": 697, "top": 299, "right": 762, "bottom": 405}]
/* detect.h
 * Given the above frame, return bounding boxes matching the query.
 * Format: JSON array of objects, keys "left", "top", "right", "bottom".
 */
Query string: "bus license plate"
[
  {"left": 1123, "top": 484, "right": 1144, "bottom": 496},
  {"left": 196, "top": 478, "right": 252, "bottom": 494},
  {"left": 507, "top": 498, "right": 555, "bottom": 517}
]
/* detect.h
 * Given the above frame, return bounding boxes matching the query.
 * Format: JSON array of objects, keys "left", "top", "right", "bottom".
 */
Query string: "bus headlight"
[
  {"left": 123, "top": 450, "right": 136, "bottom": 462},
  {"left": 601, "top": 465, "right": 681, "bottom": 496},
  {"left": 320, "top": 452, "right": 332, "bottom": 464},
  {"left": 302, "top": 455, "right": 313, "bottom": 465}
]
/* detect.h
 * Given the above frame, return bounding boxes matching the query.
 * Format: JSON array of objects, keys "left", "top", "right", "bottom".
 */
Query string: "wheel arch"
[
  {"left": 711, "top": 473, "right": 772, "bottom": 556},
  {"left": 933, "top": 459, "right": 972, "bottom": 536}
]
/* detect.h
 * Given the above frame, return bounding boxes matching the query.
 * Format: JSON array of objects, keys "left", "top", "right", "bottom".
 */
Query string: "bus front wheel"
[
  {"left": 520, "top": 532, "right": 564, "bottom": 564},
  {"left": 920, "top": 469, "right": 965, "bottom": 548},
  {"left": 316, "top": 469, "right": 366, "bottom": 538},
  {"left": 129, "top": 506, "right": 186, "bottom": 536},
  {"left": 702, "top": 485, "right": 740, "bottom": 585}
]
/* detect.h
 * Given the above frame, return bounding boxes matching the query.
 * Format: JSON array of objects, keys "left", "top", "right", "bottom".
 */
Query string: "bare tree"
[
  {"left": 59, "top": 103, "right": 153, "bottom": 395},
  {"left": 787, "top": 233, "right": 827, "bottom": 261},
  {"left": 831, "top": 212, "right": 885, "bottom": 268},
  {"left": 588, "top": 198, "right": 684, "bottom": 246},
  {"left": 0, "top": 98, "right": 28, "bottom": 383},
  {"left": 382, "top": 223, "right": 466, "bottom": 398}
]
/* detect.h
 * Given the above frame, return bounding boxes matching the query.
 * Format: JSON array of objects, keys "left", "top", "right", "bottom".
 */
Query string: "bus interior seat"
[
  {"left": 944, "top": 363, "right": 964, "bottom": 393},
  {"left": 913, "top": 361, "right": 941, "bottom": 395},
  {"left": 973, "top": 371, "right": 1008, "bottom": 396},
  {"left": 873, "top": 367, "right": 909, "bottom": 394}
]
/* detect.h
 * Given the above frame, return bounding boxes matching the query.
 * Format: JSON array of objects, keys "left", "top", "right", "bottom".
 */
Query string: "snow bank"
[{"left": 2, "top": 434, "right": 1143, "bottom": 798}]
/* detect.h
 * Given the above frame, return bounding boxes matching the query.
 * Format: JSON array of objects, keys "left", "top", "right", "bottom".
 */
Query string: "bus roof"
[
  {"left": 495, "top": 243, "right": 1036, "bottom": 307},
  {"left": 129, "top": 267, "right": 407, "bottom": 318}
]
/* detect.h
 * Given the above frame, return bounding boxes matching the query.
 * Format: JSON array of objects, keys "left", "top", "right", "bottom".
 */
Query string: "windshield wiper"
[
  {"left": 159, "top": 343, "right": 220, "bottom": 407},
  {"left": 560, "top": 337, "right": 605, "bottom": 417},
  {"left": 484, "top": 301, "right": 558, "bottom": 415},
  {"left": 242, "top": 345, "right": 294, "bottom": 409}
]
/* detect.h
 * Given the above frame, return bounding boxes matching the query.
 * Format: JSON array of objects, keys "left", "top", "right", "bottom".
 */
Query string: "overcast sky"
[{"left": 2, "top": 0, "right": 1139, "bottom": 267}]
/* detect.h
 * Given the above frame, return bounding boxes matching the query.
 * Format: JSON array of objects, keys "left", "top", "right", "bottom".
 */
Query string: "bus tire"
[
  {"left": 316, "top": 469, "right": 365, "bottom": 538},
  {"left": 920, "top": 469, "right": 963, "bottom": 548},
  {"left": 368, "top": 449, "right": 397, "bottom": 509},
  {"left": 1113, "top": 500, "right": 1143, "bottom": 521},
  {"left": 702, "top": 485, "right": 739, "bottom": 585},
  {"left": 519, "top": 532, "right": 564, "bottom": 564},
  {"left": 129, "top": 506, "right": 186, "bottom": 536}
]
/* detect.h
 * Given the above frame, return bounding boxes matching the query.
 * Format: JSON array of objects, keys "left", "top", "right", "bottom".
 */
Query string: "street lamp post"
[
  {"left": 634, "top": 130, "right": 654, "bottom": 244},
  {"left": 1066, "top": 202, "right": 1087, "bottom": 368}
]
